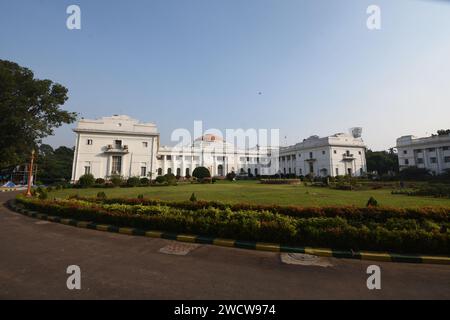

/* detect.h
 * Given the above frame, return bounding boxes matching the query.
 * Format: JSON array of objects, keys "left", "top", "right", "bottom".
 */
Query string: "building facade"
[
  {"left": 71, "top": 115, "right": 367, "bottom": 181},
  {"left": 396, "top": 133, "right": 450, "bottom": 175},
  {"left": 71, "top": 115, "right": 159, "bottom": 182},
  {"left": 279, "top": 131, "right": 367, "bottom": 177}
]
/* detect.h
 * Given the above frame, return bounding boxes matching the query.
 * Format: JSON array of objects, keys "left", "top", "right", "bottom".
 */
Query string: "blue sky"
[{"left": 1, "top": 0, "right": 450, "bottom": 150}]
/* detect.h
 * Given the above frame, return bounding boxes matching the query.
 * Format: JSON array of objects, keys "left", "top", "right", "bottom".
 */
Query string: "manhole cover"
[
  {"left": 280, "top": 253, "right": 333, "bottom": 267},
  {"left": 159, "top": 242, "right": 201, "bottom": 256}
]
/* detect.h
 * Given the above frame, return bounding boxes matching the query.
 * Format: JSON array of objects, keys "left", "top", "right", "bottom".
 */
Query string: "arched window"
[
  {"left": 176, "top": 168, "right": 181, "bottom": 176},
  {"left": 217, "top": 165, "right": 224, "bottom": 176},
  {"left": 185, "top": 168, "right": 190, "bottom": 176},
  {"left": 240, "top": 168, "right": 245, "bottom": 174},
  {"left": 167, "top": 168, "right": 172, "bottom": 175},
  {"left": 247, "top": 168, "right": 251, "bottom": 175},
  {"left": 157, "top": 168, "right": 162, "bottom": 176},
  {"left": 254, "top": 168, "right": 258, "bottom": 176}
]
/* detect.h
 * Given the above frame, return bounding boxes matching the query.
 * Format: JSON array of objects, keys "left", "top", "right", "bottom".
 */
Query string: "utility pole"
[{"left": 25, "top": 149, "right": 35, "bottom": 197}]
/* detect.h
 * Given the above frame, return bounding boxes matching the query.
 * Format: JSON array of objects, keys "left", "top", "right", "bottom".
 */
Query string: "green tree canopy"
[
  {"left": 0, "top": 60, "right": 76, "bottom": 168},
  {"left": 36, "top": 144, "right": 74, "bottom": 184},
  {"left": 366, "top": 149, "right": 399, "bottom": 175},
  {"left": 192, "top": 166, "right": 211, "bottom": 179}
]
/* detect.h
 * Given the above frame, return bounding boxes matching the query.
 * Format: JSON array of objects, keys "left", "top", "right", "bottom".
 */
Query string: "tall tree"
[
  {"left": 36, "top": 144, "right": 74, "bottom": 183},
  {"left": 0, "top": 60, "right": 76, "bottom": 168},
  {"left": 366, "top": 149, "right": 399, "bottom": 175}
]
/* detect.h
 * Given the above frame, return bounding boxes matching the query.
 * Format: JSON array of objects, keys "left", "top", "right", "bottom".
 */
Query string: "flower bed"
[
  {"left": 260, "top": 179, "right": 301, "bottom": 185},
  {"left": 392, "top": 184, "right": 450, "bottom": 199},
  {"left": 74, "top": 196, "right": 450, "bottom": 222},
  {"left": 15, "top": 196, "right": 450, "bottom": 254}
]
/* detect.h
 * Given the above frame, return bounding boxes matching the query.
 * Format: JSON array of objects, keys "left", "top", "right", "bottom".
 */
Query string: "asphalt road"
[{"left": 0, "top": 191, "right": 449, "bottom": 299}]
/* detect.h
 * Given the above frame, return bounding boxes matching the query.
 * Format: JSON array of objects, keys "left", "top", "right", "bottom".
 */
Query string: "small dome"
[{"left": 195, "top": 134, "right": 224, "bottom": 142}]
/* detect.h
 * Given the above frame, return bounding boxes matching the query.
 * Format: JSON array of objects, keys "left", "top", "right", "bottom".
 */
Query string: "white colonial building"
[
  {"left": 71, "top": 115, "right": 160, "bottom": 182},
  {"left": 396, "top": 133, "right": 450, "bottom": 175},
  {"left": 279, "top": 129, "right": 367, "bottom": 177},
  {"left": 71, "top": 115, "right": 367, "bottom": 182},
  {"left": 71, "top": 115, "right": 276, "bottom": 182}
]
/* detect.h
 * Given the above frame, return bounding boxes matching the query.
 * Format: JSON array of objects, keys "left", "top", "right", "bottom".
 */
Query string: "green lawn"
[{"left": 49, "top": 180, "right": 450, "bottom": 208}]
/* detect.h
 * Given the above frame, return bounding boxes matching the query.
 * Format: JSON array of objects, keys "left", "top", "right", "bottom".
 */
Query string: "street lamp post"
[{"left": 25, "top": 149, "right": 35, "bottom": 197}]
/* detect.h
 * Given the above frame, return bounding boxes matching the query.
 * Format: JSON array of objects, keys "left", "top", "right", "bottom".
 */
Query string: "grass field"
[{"left": 48, "top": 180, "right": 450, "bottom": 208}]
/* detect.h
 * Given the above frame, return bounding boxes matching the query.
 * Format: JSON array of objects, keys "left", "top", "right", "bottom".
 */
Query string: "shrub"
[
  {"left": 137, "top": 194, "right": 144, "bottom": 199},
  {"left": 96, "top": 191, "right": 107, "bottom": 199},
  {"left": 189, "top": 192, "right": 197, "bottom": 202},
  {"left": 164, "top": 173, "right": 177, "bottom": 186},
  {"left": 201, "top": 177, "right": 212, "bottom": 184},
  {"left": 127, "top": 176, "right": 141, "bottom": 187},
  {"left": 78, "top": 174, "right": 95, "bottom": 187},
  {"left": 15, "top": 196, "right": 450, "bottom": 254},
  {"left": 38, "top": 190, "right": 48, "bottom": 200},
  {"left": 155, "top": 176, "right": 166, "bottom": 184},
  {"left": 399, "top": 167, "right": 431, "bottom": 180},
  {"left": 140, "top": 177, "right": 150, "bottom": 185},
  {"left": 226, "top": 171, "right": 236, "bottom": 181},
  {"left": 366, "top": 197, "right": 378, "bottom": 207},
  {"left": 95, "top": 178, "right": 106, "bottom": 184},
  {"left": 260, "top": 179, "right": 301, "bottom": 185},
  {"left": 109, "top": 175, "right": 123, "bottom": 187},
  {"left": 192, "top": 166, "right": 211, "bottom": 180}
]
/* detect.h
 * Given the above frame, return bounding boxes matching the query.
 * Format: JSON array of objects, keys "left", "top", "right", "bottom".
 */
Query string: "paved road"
[{"left": 0, "top": 191, "right": 449, "bottom": 299}]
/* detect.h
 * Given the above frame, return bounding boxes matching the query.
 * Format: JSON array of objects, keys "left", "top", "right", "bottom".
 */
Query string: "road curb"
[{"left": 7, "top": 200, "right": 450, "bottom": 266}]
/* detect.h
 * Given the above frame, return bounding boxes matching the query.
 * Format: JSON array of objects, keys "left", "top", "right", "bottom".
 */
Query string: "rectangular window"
[
  {"left": 333, "top": 150, "right": 337, "bottom": 154},
  {"left": 142, "top": 142, "right": 148, "bottom": 148},
  {"left": 403, "top": 150, "right": 407, "bottom": 154},
  {"left": 176, "top": 155, "right": 183, "bottom": 160},
  {"left": 428, "top": 148, "right": 436, "bottom": 152},
  {"left": 166, "top": 155, "right": 172, "bottom": 160},
  {"left": 114, "top": 140, "right": 122, "bottom": 148},
  {"left": 87, "top": 139, "right": 93, "bottom": 145},
  {"left": 443, "top": 146, "right": 450, "bottom": 151},
  {"left": 322, "top": 151, "right": 325, "bottom": 155},
  {"left": 141, "top": 166, "right": 146, "bottom": 177},
  {"left": 430, "top": 157, "right": 437, "bottom": 164},
  {"left": 299, "top": 168, "right": 302, "bottom": 175},
  {"left": 111, "top": 156, "right": 122, "bottom": 174},
  {"left": 417, "top": 158, "right": 424, "bottom": 164},
  {"left": 404, "top": 159, "right": 409, "bottom": 165},
  {"left": 444, "top": 156, "right": 450, "bottom": 163},
  {"left": 84, "top": 166, "right": 91, "bottom": 174},
  {"left": 309, "top": 152, "right": 313, "bottom": 159},
  {"left": 335, "top": 168, "right": 339, "bottom": 176}
]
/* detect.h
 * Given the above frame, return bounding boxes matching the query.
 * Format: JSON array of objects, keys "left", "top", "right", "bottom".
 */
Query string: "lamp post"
[{"left": 25, "top": 149, "right": 35, "bottom": 197}]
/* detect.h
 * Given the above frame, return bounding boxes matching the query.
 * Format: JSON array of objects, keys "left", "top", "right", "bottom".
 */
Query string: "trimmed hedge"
[
  {"left": 15, "top": 196, "right": 450, "bottom": 254},
  {"left": 73, "top": 196, "right": 450, "bottom": 222},
  {"left": 260, "top": 179, "right": 301, "bottom": 185}
]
